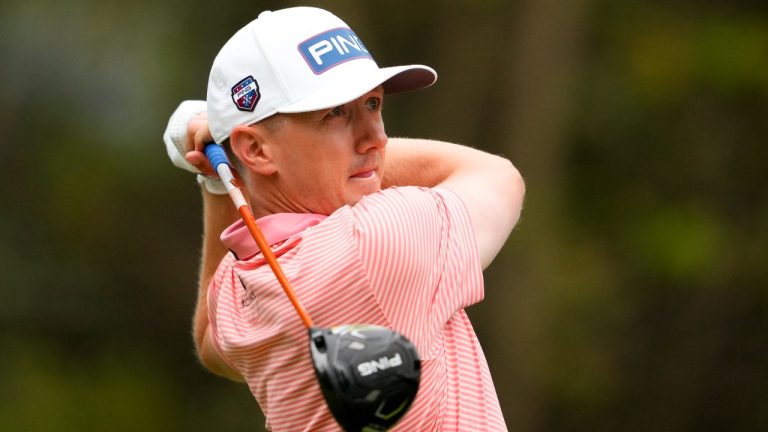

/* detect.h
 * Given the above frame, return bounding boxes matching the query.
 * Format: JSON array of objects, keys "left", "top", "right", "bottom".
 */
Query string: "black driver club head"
[{"left": 309, "top": 325, "right": 421, "bottom": 431}]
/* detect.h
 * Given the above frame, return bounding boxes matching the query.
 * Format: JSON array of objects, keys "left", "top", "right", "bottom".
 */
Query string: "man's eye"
[
  {"left": 328, "top": 106, "right": 345, "bottom": 117},
  {"left": 366, "top": 98, "right": 381, "bottom": 110}
]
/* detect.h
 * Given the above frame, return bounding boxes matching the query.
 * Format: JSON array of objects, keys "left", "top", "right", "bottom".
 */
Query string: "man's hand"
[{"left": 163, "top": 100, "right": 226, "bottom": 194}]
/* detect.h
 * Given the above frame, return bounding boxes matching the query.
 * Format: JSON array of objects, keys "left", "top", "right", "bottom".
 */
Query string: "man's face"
[{"left": 267, "top": 87, "right": 387, "bottom": 215}]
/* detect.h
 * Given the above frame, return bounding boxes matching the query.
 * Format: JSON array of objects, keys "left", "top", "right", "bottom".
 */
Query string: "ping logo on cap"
[
  {"left": 298, "top": 28, "right": 373, "bottom": 75},
  {"left": 231, "top": 76, "right": 260, "bottom": 112}
]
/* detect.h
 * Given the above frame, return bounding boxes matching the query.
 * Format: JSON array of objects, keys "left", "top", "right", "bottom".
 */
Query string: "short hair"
[{"left": 259, "top": 113, "right": 285, "bottom": 131}]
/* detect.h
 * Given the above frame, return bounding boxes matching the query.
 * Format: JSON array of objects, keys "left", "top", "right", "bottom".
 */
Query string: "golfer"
[{"left": 164, "top": 6, "right": 524, "bottom": 431}]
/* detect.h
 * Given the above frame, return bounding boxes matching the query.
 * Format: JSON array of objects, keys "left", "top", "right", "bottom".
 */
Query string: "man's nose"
[{"left": 354, "top": 114, "right": 387, "bottom": 154}]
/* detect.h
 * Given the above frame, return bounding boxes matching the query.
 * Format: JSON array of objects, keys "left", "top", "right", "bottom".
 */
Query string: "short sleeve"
[{"left": 350, "top": 186, "right": 484, "bottom": 356}]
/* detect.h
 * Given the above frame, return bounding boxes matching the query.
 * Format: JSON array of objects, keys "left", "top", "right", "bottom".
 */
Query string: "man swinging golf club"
[{"left": 163, "top": 6, "right": 524, "bottom": 431}]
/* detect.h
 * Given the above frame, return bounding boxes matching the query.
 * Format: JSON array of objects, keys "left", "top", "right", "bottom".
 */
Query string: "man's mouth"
[{"left": 351, "top": 169, "right": 376, "bottom": 179}]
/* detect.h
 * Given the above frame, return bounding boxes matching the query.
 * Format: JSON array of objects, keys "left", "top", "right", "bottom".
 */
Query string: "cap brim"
[{"left": 278, "top": 65, "right": 436, "bottom": 114}]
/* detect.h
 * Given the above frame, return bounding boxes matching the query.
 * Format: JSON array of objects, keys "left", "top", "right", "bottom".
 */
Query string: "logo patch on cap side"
[
  {"left": 298, "top": 28, "right": 373, "bottom": 75},
  {"left": 231, "top": 76, "right": 260, "bottom": 112}
]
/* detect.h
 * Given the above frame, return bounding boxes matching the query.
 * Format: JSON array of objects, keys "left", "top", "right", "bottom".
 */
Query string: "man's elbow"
[
  {"left": 195, "top": 325, "right": 245, "bottom": 382},
  {"left": 193, "top": 326, "right": 215, "bottom": 374},
  {"left": 498, "top": 157, "right": 525, "bottom": 230}
]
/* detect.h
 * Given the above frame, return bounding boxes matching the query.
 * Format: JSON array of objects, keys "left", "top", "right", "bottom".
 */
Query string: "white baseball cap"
[{"left": 206, "top": 6, "right": 438, "bottom": 143}]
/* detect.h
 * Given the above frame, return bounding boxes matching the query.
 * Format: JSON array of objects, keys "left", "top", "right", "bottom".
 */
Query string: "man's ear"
[{"left": 229, "top": 124, "right": 276, "bottom": 176}]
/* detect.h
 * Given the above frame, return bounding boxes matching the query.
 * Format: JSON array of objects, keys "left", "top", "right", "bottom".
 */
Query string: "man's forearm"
[
  {"left": 382, "top": 138, "right": 490, "bottom": 188},
  {"left": 192, "top": 189, "right": 240, "bottom": 352}
]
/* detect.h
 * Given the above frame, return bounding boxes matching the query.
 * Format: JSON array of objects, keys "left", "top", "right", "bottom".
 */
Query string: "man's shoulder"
[{"left": 328, "top": 186, "right": 471, "bottom": 243}]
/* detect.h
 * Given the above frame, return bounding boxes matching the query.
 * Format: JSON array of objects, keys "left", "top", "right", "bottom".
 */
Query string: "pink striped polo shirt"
[{"left": 208, "top": 186, "right": 507, "bottom": 431}]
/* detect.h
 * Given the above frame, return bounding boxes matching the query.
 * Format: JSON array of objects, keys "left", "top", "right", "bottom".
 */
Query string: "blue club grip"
[{"left": 204, "top": 143, "right": 230, "bottom": 171}]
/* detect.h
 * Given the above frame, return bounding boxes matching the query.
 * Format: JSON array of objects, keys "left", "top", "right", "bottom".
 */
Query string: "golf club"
[{"left": 204, "top": 143, "right": 421, "bottom": 431}]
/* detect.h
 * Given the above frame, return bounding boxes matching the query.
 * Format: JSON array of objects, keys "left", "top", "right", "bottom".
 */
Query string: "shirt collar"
[{"left": 220, "top": 212, "right": 328, "bottom": 260}]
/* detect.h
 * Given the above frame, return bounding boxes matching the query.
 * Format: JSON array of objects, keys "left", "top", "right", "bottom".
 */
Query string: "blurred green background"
[{"left": 1, "top": 0, "right": 766, "bottom": 430}]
